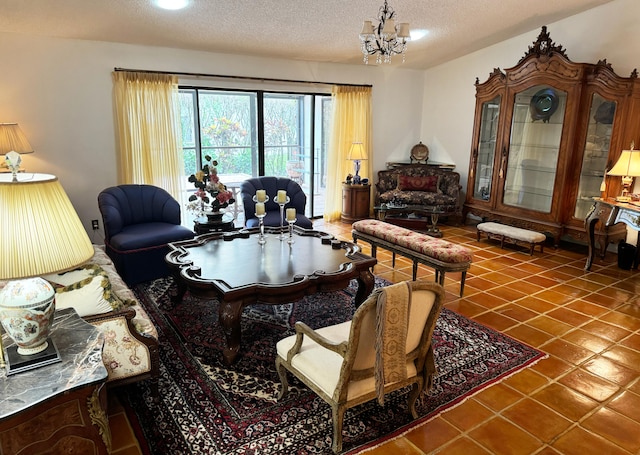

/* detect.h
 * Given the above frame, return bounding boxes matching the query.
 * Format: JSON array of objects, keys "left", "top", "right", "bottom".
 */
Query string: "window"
[{"left": 179, "top": 88, "right": 332, "bottom": 222}]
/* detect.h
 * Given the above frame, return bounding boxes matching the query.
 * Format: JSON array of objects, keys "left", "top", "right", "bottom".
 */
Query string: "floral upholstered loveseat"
[
  {"left": 80, "top": 245, "right": 159, "bottom": 392},
  {"left": 1, "top": 245, "right": 159, "bottom": 392},
  {"left": 375, "top": 164, "right": 462, "bottom": 220}
]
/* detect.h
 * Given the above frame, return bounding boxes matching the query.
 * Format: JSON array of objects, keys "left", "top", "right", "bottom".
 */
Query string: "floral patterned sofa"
[
  {"left": 1, "top": 245, "right": 159, "bottom": 393},
  {"left": 82, "top": 245, "right": 159, "bottom": 392},
  {"left": 375, "top": 164, "right": 462, "bottom": 221}
]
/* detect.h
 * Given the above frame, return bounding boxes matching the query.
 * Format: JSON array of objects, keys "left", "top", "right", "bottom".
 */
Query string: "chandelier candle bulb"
[
  {"left": 256, "top": 202, "right": 266, "bottom": 216},
  {"left": 277, "top": 190, "right": 287, "bottom": 204},
  {"left": 286, "top": 208, "right": 296, "bottom": 222},
  {"left": 256, "top": 190, "right": 267, "bottom": 202}
]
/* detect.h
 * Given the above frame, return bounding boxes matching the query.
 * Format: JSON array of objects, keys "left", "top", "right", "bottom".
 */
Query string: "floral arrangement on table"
[{"left": 187, "top": 155, "right": 235, "bottom": 215}]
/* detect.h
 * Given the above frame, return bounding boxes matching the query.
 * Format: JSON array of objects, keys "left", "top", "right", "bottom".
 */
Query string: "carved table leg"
[
  {"left": 170, "top": 272, "right": 188, "bottom": 305},
  {"left": 219, "top": 299, "right": 244, "bottom": 365},
  {"left": 355, "top": 268, "right": 375, "bottom": 306},
  {"left": 584, "top": 204, "right": 599, "bottom": 271}
]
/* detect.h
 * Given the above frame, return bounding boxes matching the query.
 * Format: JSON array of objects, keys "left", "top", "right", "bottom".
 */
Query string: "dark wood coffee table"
[{"left": 165, "top": 226, "right": 377, "bottom": 365}]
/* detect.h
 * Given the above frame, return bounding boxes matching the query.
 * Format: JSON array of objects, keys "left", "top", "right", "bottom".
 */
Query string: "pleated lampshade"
[
  {"left": 607, "top": 145, "right": 640, "bottom": 202},
  {"left": 0, "top": 173, "right": 93, "bottom": 279},
  {"left": 0, "top": 123, "right": 34, "bottom": 155}
]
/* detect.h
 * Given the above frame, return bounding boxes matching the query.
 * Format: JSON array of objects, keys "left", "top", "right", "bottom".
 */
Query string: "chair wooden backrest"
[
  {"left": 276, "top": 280, "right": 444, "bottom": 453},
  {"left": 336, "top": 281, "right": 442, "bottom": 403}
]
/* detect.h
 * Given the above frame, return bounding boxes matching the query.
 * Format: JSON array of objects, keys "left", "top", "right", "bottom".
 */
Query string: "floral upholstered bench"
[
  {"left": 352, "top": 219, "right": 473, "bottom": 296},
  {"left": 476, "top": 222, "right": 546, "bottom": 255}
]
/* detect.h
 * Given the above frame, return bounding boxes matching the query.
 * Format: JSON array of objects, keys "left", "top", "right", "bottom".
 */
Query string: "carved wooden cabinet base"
[
  {"left": 0, "top": 309, "right": 111, "bottom": 455},
  {"left": 0, "top": 384, "right": 110, "bottom": 455}
]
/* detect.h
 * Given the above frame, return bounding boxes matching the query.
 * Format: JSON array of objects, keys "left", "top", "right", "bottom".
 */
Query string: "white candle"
[
  {"left": 277, "top": 190, "right": 287, "bottom": 204},
  {"left": 256, "top": 202, "right": 265, "bottom": 215},
  {"left": 286, "top": 208, "right": 296, "bottom": 222},
  {"left": 256, "top": 190, "right": 266, "bottom": 202}
]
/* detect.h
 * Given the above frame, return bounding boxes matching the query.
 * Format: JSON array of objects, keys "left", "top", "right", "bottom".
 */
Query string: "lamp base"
[
  {"left": 5, "top": 337, "right": 61, "bottom": 375},
  {"left": 616, "top": 196, "right": 632, "bottom": 203}
]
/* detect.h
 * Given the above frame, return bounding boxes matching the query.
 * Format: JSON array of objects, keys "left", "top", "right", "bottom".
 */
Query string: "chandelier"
[{"left": 359, "top": 0, "right": 410, "bottom": 64}]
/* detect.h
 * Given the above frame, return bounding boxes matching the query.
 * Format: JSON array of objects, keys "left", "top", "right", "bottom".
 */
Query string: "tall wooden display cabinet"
[{"left": 464, "top": 26, "right": 640, "bottom": 252}]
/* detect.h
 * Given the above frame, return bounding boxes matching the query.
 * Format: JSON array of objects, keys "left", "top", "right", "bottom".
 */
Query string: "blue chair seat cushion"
[{"left": 109, "top": 222, "right": 195, "bottom": 251}]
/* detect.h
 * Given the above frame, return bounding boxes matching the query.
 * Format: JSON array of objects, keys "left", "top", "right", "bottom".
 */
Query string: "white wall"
[
  {"left": 421, "top": 0, "right": 640, "bottom": 243},
  {"left": 0, "top": 33, "right": 425, "bottom": 236},
  {"left": 1, "top": 0, "right": 638, "bottom": 244}
]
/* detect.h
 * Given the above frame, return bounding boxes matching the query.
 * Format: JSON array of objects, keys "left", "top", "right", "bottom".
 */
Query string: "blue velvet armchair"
[
  {"left": 240, "top": 177, "right": 313, "bottom": 229},
  {"left": 98, "top": 184, "right": 195, "bottom": 286}
]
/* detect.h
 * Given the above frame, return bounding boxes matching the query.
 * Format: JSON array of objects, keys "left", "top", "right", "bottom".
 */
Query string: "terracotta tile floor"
[{"left": 108, "top": 219, "right": 640, "bottom": 455}]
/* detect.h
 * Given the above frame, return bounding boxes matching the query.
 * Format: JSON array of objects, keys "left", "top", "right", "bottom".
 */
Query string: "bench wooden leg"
[
  {"left": 460, "top": 271, "right": 467, "bottom": 297},
  {"left": 371, "top": 244, "right": 377, "bottom": 258},
  {"left": 393, "top": 252, "right": 396, "bottom": 268},
  {"left": 412, "top": 261, "right": 418, "bottom": 280},
  {"left": 529, "top": 243, "right": 534, "bottom": 255}
]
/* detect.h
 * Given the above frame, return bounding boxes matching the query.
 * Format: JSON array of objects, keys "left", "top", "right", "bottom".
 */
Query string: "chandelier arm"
[{"left": 387, "top": 39, "right": 407, "bottom": 54}]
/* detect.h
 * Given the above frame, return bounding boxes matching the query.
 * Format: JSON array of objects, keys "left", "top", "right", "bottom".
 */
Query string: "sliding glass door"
[{"left": 179, "top": 88, "right": 331, "bottom": 222}]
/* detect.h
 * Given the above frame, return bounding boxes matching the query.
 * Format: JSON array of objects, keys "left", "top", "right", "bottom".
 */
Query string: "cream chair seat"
[{"left": 275, "top": 281, "right": 444, "bottom": 453}]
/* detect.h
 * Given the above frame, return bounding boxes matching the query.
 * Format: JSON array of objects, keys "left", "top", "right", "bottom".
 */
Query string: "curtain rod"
[{"left": 113, "top": 67, "right": 372, "bottom": 88}]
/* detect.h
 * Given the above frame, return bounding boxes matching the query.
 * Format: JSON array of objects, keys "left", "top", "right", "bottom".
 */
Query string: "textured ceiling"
[{"left": 0, "top": 0, "right": 614, "bottom": 69}]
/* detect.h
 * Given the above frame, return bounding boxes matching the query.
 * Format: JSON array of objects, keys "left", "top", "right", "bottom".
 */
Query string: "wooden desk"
[{"left": 584, "top": 198, "right": 640, "bottom": 270}]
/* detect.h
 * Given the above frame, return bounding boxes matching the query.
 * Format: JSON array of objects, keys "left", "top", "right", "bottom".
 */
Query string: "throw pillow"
[
  {"left": 44, "top": 264, "right": 128, "bottom": 317},
  {"left": 397, "top": 175, "right": 440, "bottom": 193}
]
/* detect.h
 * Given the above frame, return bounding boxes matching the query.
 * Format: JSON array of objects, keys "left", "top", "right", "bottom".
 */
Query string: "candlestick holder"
[
  {"left": 277, "top": 196, "right": 290, "bottom": 240},
  {"left": 252, "top": 194, "right": 269, "bottom": 244},
  {"left": 256, "top": 213, "right": 267, "bottom": 244},
  {"left": 252, "top": 194, "right": 270, "bottom": 205},
  {"left": 286, "top": 217, "right": 297, "bottom": 244}
]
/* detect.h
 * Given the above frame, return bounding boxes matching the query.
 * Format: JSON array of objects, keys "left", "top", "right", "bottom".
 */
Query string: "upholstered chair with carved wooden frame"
[{"left": 275, "top": 281, "right": 444, "bottom": 453}]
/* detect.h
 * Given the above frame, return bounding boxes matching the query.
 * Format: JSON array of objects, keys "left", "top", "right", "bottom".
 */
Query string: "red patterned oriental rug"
[{"left": 121, "top": 277, "right": 545, "bottom": 454}]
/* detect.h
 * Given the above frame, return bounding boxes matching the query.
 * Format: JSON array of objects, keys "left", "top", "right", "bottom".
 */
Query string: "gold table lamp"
[{"left": 608, "top": 142, "right": 640, "bottom": 202}]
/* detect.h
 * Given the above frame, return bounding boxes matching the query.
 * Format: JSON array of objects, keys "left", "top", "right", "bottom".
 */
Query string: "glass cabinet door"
[
  {"left": 503, "top": 84, "right": 567, "bottom": 212},
  {"left": 473, "top": 96, "right": 501, "bottom": 200},
  {"left": 574, "top": 93, "right": 615, "bottom": 219}
]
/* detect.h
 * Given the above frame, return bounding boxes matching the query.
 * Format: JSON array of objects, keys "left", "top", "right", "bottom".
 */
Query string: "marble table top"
[{"left": 0, "top": 308, "right": 107, "bottom": 419}]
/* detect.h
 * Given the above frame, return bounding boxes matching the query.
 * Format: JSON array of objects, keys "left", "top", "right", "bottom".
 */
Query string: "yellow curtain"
[
  {"left": 112, "top": 71, "right": 184, "bottom": 200},
  {"left": 324, "top": 86, "right": 372, "bottom": 222}
]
